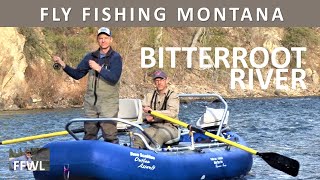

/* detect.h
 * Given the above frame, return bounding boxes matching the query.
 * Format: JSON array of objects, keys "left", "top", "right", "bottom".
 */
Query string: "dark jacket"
[{"left": 64, "top": 47, "right": 122, "bottom": 84}]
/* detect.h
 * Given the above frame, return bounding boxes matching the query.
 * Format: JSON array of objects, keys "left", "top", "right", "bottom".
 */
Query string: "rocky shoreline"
[{"left": 2, "top": 88, "right": 319, "bottom": 111}]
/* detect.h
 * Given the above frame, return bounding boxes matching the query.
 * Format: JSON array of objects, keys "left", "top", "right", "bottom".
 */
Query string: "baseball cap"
[
  {"left": 97, "top": 27, "right": 111, "bottom": 36},
  {"left": 152, "top": 70, "right": 167, "bottom": 80}
]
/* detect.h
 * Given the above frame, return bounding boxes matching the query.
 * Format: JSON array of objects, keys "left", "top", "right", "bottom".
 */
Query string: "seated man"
[{"left": 133, "top": 70, "right": 180, "bottom": 149}]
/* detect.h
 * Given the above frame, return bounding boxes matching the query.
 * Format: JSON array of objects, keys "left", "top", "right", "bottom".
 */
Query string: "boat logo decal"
[
  {"left": 130, "top": 152, "right": 156, "bottom": 170},
  {"left": 210, "top": 157, "right": 227, "bottom": 168}
]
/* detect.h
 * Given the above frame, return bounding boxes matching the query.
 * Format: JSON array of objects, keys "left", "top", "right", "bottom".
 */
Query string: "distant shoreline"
[{"left": 1, "top": 95, "right": 319, "bottom": 112}]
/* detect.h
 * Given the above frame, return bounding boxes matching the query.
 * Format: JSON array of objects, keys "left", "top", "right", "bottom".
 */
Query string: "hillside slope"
[{"left": 0, "top": 27, "right": 319, "bottom": 110}]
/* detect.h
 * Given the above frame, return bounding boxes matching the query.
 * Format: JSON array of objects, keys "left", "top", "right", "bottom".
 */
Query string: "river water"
[{"left": 0, "top": 97, "right": 319, "bottom": 180}]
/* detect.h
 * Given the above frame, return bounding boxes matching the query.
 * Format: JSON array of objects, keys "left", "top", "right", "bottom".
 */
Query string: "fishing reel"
[
  {"left": 53, "top": 57, "right": 64, "bottom": 70},
  {"left": 53, "top": 63, "right": 62, "bottom": 70}
]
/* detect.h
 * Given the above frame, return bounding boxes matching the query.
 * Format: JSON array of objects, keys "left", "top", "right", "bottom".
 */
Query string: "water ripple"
[{"left": 1, "top": 97, "right": 320, "bottom": 179}]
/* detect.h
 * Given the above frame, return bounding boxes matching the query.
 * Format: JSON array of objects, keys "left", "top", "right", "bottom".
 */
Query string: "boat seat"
[
  {"left": 196, "top": 107, "right": 229, "bottom": 129},
  {"left": 117, "top": 99, "right": 143, "bottom": 130},
  {"left": 164, "top": 128, "right": 181, "bottom": 145}
]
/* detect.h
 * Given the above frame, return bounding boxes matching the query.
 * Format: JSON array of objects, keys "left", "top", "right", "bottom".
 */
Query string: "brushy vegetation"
[
  {"left": 197, "top": 28, "right": 235, "bottom": 81},
  {"left": 281, "top": 27, "right": 320, "bottom": 67},
  {"left": 17, "top": 27, "right": 94, "bottom": 107},
  {"left": 18, "top": 28, "right": 51, "bottom": 61},
  {"left": 42, "top": 27, "right": 94, "bottom": 66},
  {"left": 200, "top": 28, "right": 233, "bottom": 49},
  {"left": 18, "top": 27, "right": 94, "bottom": 66},
  {"left": 281, "top": 27, "right": 320, "bottom": 48}
]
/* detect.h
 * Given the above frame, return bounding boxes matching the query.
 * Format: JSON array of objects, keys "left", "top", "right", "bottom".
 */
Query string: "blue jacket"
[{"left": 63, "top": 47, "right": 122, "bottom": 85}]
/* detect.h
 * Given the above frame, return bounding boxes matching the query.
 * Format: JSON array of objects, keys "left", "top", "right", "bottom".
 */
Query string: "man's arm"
[
  {"left": 142, "top": 93, "right": 152, "bottom": 120},
  {"left": 63, "top": 54, "right": 91, "bottom": 80},
  {"left": 99, "top": 53, "right": 122, "bottom": 85}
]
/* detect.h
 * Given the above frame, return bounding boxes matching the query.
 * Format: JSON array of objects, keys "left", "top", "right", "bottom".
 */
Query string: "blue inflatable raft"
[
  {"left": 33, "top": 131, "right": 252, "bottom": 180},
  {"left": 33, "top": 94, "right": 253, "bottom": 179}
]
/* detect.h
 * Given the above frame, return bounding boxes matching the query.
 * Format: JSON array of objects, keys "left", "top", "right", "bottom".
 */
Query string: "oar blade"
[{"left": 258, "top": 152, "right": 299, "bottom": 177}]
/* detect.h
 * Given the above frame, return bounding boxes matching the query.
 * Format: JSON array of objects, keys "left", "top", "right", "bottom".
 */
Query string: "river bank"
[{"left": 1, "top": 89, "right": 319, "bottom": 111}]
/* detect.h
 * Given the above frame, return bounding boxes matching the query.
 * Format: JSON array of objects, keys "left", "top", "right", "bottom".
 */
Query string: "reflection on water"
[{"left": 0, "top": 97, "right": 320, "bottom": 179}]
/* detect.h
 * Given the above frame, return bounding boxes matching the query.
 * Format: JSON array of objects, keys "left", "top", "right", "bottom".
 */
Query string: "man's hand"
[
  {"left": 143, "top": 106, "right": 152, "bottom": 113},
  {"left": 53, "top": 56, "right": 66, "bottom": 68},
  {"left": 89, "top": 60, "right": 102, "bottom": 72},
  {"left": 145, "top": 115, "right": 154, "bottom": 122},
  {"left": 143, "top": 106, "right": 154, "bottom": 122}
]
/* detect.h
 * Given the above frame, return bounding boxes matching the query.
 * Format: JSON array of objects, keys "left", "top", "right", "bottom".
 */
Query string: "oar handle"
[
  {"left": 0, "top": 128, "right": 84, "bottom": 145},
  {"left": 71, "top": 128, "right": 85, "bottom": 134},
  {"left": 0, "top": 131, "right": 68, "bottom": 145}
]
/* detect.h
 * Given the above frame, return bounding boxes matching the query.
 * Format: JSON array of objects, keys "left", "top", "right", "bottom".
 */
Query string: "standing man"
[
  {"left": 133, "top": 70, "right": 180, "bottom": 149},
  {"left": 53, "top": 27, "right": 122, "bottom": 144}
]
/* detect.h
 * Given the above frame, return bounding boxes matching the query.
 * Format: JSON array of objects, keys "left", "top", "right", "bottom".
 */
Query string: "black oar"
[
  {"left": 0, "top": 128, "right": 84, "bottom": 145},
  {"left": 257, "top": 152, "right": 299, "bottom": 177},
  {"left": 149, "top": 111, "right": 299, "bottom": 177}
]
